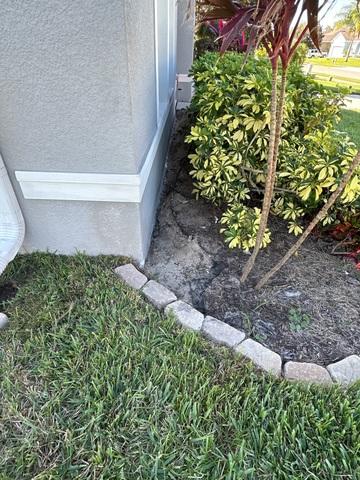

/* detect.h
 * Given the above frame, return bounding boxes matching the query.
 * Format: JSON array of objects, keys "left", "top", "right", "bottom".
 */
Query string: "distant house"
[{"left": 322, "top": 29, "right": 360, "bottom": 58}]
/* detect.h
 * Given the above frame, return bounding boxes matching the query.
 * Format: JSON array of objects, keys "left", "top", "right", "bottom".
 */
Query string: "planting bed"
[{"left": 146, "top": 111, "right": 360, "bottom": 366}]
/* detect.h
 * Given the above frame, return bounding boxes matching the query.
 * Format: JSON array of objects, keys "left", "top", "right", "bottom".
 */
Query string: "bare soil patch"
[
  {"left": 146, "top": 111, "right": 360, "bottom": 365},
  {"left": 0, "top": 281, "right": 18, "bottom": 312}
]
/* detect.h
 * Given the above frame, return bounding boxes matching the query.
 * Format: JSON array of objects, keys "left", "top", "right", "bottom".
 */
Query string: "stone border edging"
[
  {"left": 0, "top": 313, "right": 9, "bottom": 329},
  {"left": 118, "top": 263, "right": 360, "bottom": 386},
  {"left": 2, "top": 263, "right": 358, "bottom": 386}
]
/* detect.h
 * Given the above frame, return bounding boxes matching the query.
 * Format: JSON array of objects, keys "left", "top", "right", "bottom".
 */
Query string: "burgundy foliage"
[
  {"left": 198, "top": 0, "right": 329, "bottom": 68},
  {"left": 206, "top": 19, "right": 247, "bottom": 51}
]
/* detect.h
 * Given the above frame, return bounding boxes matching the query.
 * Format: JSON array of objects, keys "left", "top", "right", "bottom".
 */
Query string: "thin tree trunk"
[
  {"left": 241, "top": 63, "right": 287, "bottom": 283},
  {"left": 255, "top": 150, "right": 360, "bottom": 290},
  {"left": 269, "top": 67, "right": 288, "bottom": 190},
  {"left": 345, "top": 40, "right": 353, "bottom": 62}
]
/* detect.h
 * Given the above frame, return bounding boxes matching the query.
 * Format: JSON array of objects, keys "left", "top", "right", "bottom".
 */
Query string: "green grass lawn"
[
  {"left": 314, "top": 73, "right": 360, "bottom": 85},
  {"left": 312, "top": 75, "right": 360, "bottom": 95},
  {"left": 339, "top": 109, "right": 360, "bottom": 148},
  {"left": 1, "top": 254, "right": 360, "bottom": 478},
  {"left": 307, "top": 57, "right": 360, "bottom": 68},
  {"left": 305, "top": 58, "right": 360, "bottom": 93}
]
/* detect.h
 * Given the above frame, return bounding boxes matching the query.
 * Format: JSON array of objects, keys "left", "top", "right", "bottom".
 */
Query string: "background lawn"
[
  {"left": 307, "top": 58, "right": 360, "bottom": 68},
  {"left": 305, "top": 58, "right": 360, "bottom": 94},
  {"left": 339, "top": 109, "right": 360, "bottom": 148},
  {"left": 1, "top": 254, "right": 360, "bottom": 479},
  {"left": 311, "top": 74, "right": 360, "bottom": 95}
]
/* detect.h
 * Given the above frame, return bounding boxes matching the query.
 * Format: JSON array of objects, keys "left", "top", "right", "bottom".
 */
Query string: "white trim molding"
[
  {"left": 16, "top": 93, "right": 174, "bottom": 204},
  {"left": 15, "top": 171, "right": 142, "bottom": 203}
]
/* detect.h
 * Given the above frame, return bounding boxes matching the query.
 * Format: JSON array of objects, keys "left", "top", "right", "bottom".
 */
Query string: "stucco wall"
[
  {"left": 0, "top": 0, "right": 183, "bottom": 263},
  {"left": 0, "top": 0, "right": 138, "bottom": 175},
  {"left": 124, "top": 0, "right": 158, "bottom": 171},
  {"left": 16, "top": 198, "right": 144, "bottom": 259},
  {"left": 139, "top": 100, "right": 175, "bottom": 259},
  {"left": 177, "top": 0, "right": 195, "bottom": 74}
]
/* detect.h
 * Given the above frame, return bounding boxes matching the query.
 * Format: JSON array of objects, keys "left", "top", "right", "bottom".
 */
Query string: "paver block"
[
  {"left": 165, "top": 301, "right": 204, "bottom": 331},
  {"left": 235, "top": 339, "right": 282, "bottom": 376},
  {"left": 327, "top": 355, "right": 360, "bottom": 386},
  {"left": 177, "top": 74, "right": 194, "bottom": 102},
  {"left": 114, "top": 264, "right": 148, "bottom": 290},
  {"left": 176, "top": 101, "right": 191, "bottom": 110},
  {"left": 202, "top": 316, "right": 245, "bottom": 348},
  {"left": 142, "top": 280, "right": 177, "bottom": 309},
  {"left": 284, "top": 361, "right": 333, "bottom": 385},
  {"left": 0, "top": 313, "right": 9, "bottom": 329}
]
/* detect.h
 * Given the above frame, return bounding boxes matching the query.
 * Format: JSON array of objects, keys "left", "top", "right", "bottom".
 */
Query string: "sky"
[{"left": 321, "top": 0, "right": 354, "bottom": 27}]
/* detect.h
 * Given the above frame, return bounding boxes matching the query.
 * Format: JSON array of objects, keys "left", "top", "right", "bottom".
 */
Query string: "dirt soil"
[
  {"left": 0, "top": 281, "right": 18, "bottom": 312},
  {"left": 145, "top": 110, "right": 360, "bottom": 366}
]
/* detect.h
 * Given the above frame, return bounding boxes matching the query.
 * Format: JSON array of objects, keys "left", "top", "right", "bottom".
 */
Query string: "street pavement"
[{"left": 344, "top": 94, "right": 360, "bottom": 110}]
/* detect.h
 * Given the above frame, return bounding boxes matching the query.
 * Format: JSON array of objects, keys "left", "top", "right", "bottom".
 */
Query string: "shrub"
[{"left": 186, "top": 52, "right": 360, "bottom": 250}]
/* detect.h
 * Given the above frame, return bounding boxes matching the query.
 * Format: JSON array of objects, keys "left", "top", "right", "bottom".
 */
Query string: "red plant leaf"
[
  {"left": 199, "top": 0, "right": 237, "bottom": 21},
  {"left": 306, "top": 0, "right": 321, "bottom": 48},
  {"left": 221, "top": 8, "right": 253, "bottom": 36},
  {"left": 220, "top": 10, "right": 254, "bottom": 52},
  {"left": 199, "top": 0, "right": 326, "bottom": 67}
]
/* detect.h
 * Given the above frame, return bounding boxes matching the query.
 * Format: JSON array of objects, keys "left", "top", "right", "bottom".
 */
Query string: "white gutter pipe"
[{"left": 0, "top": 154, "right": 25, "bottom": 275}]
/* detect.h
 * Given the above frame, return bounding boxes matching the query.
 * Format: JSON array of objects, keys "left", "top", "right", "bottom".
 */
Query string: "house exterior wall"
[
  {"left": 350, "top": 40, "right": 360, "bottom": 56},
  {"left": 328, "top": 32, "right": 360, "bottom": 58},
  {"left": 177, "top": 0, "right": 195, "bottom": 74},
  {"left": 0, "top": 0, "right": 181, "bottom": 263},
  {"left": 124, "top": 0, "right": 158, "bottom": 172},
  {"left": 328, "top": 33, "right": 347, "bottom": 58},
  {"left": 0, "top": 1, "right": 135, "bottom": 174}
]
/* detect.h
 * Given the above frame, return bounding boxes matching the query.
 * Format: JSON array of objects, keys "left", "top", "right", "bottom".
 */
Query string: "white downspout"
[{"left": 0, "top": 154, "right": 25, "bottom": 275}]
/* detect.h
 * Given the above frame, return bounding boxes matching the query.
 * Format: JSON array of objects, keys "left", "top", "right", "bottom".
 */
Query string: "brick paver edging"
[{"left": 116, "top": 264, "right": 360, "bottom": 386}]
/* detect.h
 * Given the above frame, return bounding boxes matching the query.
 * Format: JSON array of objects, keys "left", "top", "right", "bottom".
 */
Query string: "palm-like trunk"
[
  {"left": 255, "top": 150, "right": 360, "bottom": 289},
  {"left": 345, "top": 39, "right": 354, "bottom": 62},
  {"left": 241, "top": 64, "right": 287, "bottom": 283},
  {"left": 271, "top": 68, "right": 287, "bottom": 179}
]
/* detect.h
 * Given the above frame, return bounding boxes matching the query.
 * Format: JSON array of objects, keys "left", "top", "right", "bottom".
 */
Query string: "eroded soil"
[
  {"left": 0, "top": 281, "right": 18, "bottom": 313},
  {"left": 146, "top": 111, "right": 360, "bottom": 365}
]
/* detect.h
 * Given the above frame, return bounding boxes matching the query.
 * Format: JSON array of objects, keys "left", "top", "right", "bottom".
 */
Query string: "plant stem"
[
  {"left": 241, "top": 62, "right": 287, "bottom": 283},
  {"left": 271, "top": 67, "right": 288, "bottom": 184},
  {"left": 248, "top": 187, "right": 298, "bottom": 196},
  {"left": 255, "top": 150, "right": 360, "bottom": 290}
]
